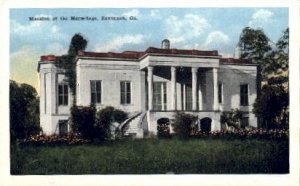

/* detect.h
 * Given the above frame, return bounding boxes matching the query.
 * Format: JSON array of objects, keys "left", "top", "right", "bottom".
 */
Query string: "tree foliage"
[
  {"left": 71, "top": 105, "right": 96, "bottom": 140},
  {"left": 172, "top": 112, "right": 197, "bottom": 140},
  {"left": 238, "top": 27, "right": 272, "bottom": 78},
  {"left": 95, "top": 106, "right": 128, "bottom": 141},
  {"left": 221, "top": 109, "right": 243, "bottom": 129},
  {"left": 70, "top": 105, "right": 128, "bottom": 141},
  {"left": 264, "top": 28, "right": 289, "bottom": 74},
  {"left": 56, "top": 33, "right": 88, "bottom": 98},
  {"left": 253, "top": 82, "right": 288, "bottom": 129},
  {"left": 238, "top": 27, "right": 289, "bottom": 129},
  {"left": 10, "top": 80, "right": 40, "bottom": 140}
]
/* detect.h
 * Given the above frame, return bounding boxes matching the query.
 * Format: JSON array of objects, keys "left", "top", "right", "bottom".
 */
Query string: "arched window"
[{"left": 200, "top": 117, "right": 212, "bottom": 132}]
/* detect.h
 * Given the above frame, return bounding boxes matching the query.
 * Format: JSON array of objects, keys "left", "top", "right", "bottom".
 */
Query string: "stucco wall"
[{"left": 76, "top": 59, "right": 144, "bottom": 113}]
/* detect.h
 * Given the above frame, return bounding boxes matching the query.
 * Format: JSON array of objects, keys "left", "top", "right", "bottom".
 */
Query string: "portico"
[{"left": 143, "top": 63, "right": 220, "bottom": 112}]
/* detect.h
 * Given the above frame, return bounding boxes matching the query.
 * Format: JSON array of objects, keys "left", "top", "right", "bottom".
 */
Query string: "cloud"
[
  {"left": 204, "top": 31, "right": 230, "bottom": 49},
  {"left": 249, "top": 9, "right": 274, "bottom": 28},
  {"left": 94, "top": 34, "right": 144, "bottom": 52},
  {"left": 46, "top": 42, "right": 68, "bottom": 55},
  {"left": 11, "top": 14, "right": 53, "bottom": 35},
  {"left": 123, "top": 9, "right": 139, "bottom": 17},
  {"left": 10, "top": 46, "right": 40, "bottom": 92},
  {"left": 150, "top": 10, "right": 160, "bottom": 18},
  {"left": 164, "top": 14, "right": 210, "bottom": 44},
  {"left": 11, "top": 15, "right": 69, "bottom": 41}
]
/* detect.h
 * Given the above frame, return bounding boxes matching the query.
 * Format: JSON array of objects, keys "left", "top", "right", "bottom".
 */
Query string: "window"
[
  {"left": 185, "top": 84, "right": 192, "bottom": 110},
  {"left": 240, "top": 84, "right": 249, "bottom": 106},
  {"left": 240, "top": 116, "right": 249, "bottom": 129},
  {"left": 58, "top": 84, "right": 68, "bottom": 106},
  {"left": 59, "top": 120, "right": 68, "bottom": 135},
  {"left": 153, "top": 82, "right": 167, "bottom": 111},
  {"left": 120, "top": 81, "right": 131, "bottom": 104},
  {"left": 91, "top": 80, "right": 101, "bottom": 104},
  {"left": 218, "top": 83, "right": 223, "bottom": 103}
]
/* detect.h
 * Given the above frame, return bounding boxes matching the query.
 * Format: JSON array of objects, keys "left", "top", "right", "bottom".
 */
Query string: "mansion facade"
[{"left": 38, "top": 39, "right": 258, "bottom": 137}]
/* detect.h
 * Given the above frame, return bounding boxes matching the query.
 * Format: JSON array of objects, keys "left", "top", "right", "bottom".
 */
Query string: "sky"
[{"left": 10, "top": 8, "right": 288, "bottom": 92}]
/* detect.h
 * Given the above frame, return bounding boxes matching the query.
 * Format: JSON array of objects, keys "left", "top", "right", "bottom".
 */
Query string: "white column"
[
  {"left": 51, "top": 72, "right": 57, "bottom": 114},
  {"left": 147, "top": 66, "right": 153, "bottom": 110},
  {"left": 192, "top": 67, "right": 198, "bottom": 111},
  {"left": 183, "top": 84, "right": 186, "bottom": 110},
  {"left": 171, "top": 66, "right": 177, "bottom": 110},
  {"left": 213, "top": 68, "right": 218, "bottom": 110},
  {"left": 198, "top": 73, "right": 202, "bottom": 110}
]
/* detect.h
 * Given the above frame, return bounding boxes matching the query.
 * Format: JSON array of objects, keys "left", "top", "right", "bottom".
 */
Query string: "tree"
[
  {"left": 56, "top": 33, "right": 88, "bottom": 98},
  {"left": 253, "top": 81, "right": 288, "bottom": 129},
  {"left": 10, "top": 80, "right": 41, "bottom": 140},
  {"left": 239, "top": 27, "right": 289, "bottom": 129},
  {"left": 238, "top": 27, "right": 272, "bottom": 78},
  {"left": 264, "top": 28, "right": 289, "bottom": 74}
]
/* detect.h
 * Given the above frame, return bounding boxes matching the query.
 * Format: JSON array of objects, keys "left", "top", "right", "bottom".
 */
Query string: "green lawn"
[{"left": 11, "top": 138, "right": 289, "bottom": 174}]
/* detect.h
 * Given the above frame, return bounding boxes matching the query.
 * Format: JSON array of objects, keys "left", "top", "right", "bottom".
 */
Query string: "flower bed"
[
  {"left": 191, "top": 128, "right": 289, "bottom": 140},
  {"left": 20, "top": 134, "right": 91, "bottom": 146}
]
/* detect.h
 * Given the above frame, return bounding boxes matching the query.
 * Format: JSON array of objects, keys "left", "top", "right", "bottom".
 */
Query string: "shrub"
[
  {"left": 20, "top": 134, "right": 91, "bottom": 146},
  {"left": 113, "top": 109, "right": 128, "bottom": 123},
  {"left": 95, "top": 106, "right": 128, "bottom": 141},
  {"left": 71, "top": 105, "right": 96, "bottom": 140},
  {"left": 172, "top": 112, "right": 197, "bottom": 140},
  {"left": 157, "top": 118, "right": 171, "bottom": 138},
  {"left": 221, "top": 109, "right": 243, "bottom": 130}
]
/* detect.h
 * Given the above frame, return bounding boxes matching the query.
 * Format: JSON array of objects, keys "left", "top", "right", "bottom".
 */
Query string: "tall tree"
[
  {"left": 10, "top": 80, "right": 40, "bottom": 140},
  {"left": 239, "top": 27, "right": 289, "bottom": 129},
  {"left": 57, "top": 33, "right": 88, "bottom": 98},
  {"left": 264, "top": 28, "right": 289, "bottom": 75},
  {"left": 238, "top": 27, "right": 272, "bottom": 78}
]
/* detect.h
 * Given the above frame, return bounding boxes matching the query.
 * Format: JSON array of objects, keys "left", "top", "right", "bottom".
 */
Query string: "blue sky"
[{"left": 10, "top": 8, "right": 288, "bottom": 91}]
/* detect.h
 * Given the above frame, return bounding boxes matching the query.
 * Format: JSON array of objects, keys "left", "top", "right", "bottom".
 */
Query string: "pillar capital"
[
  {"left": 171, "top": 66, "right": 177, "bottom": 72},
  {"left": 147, "top": 66, "right": 154, "bottom": 71},
  {"left": 191, "top": 67, "right": 198, "bottom": 73}
]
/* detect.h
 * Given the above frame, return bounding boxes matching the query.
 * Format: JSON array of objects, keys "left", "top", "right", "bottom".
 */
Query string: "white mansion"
[{"left": 38, "top": 39, "right": 258, "bottom": 137}]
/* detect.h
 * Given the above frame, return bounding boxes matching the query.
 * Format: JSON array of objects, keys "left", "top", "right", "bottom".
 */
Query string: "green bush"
[
  {"left": 95, "top": 106, "right": 128, "bottom": 141},
  {"left": 157, "top": 118, "right": 171, "bottom": 138},
  {"left": 113, "top": 109, "right": 128, "bottom": 123},
  {"left": 71, "top": 106, "right": 96, "bottom": 140},
  {"left": 221, "top": 109, "right": 243, "bottom": 129},
  {"left": 172, "top": 112, "right": 197, "bottom": 140}
]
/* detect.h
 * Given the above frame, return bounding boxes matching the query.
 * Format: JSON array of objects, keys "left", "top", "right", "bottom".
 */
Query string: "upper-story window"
[
  {"left": 218, "top": 83, "right": 223, "bottom": 104},
  {"left": 91, "top": 80, "right": 101, "bottom": 104},
  {"left": 58, "top": 84, "right": 68, "bottom": 106},
  {"left": 120, "top": 81, "right": 131, "bottom": 104},
  {"left": 240, "top": 84, "right": 249, "bottom": 106}
]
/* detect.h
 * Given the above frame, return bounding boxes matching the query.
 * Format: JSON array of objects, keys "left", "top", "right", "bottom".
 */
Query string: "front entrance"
[{"left": 200, "top": 117, "right": 212, "bottom": 132}]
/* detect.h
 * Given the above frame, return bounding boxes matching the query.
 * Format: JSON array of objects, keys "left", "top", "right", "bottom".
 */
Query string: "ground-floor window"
[
  {"left": 240, "top": 116, "right": 249, "bottom": 129},
  {"left": 199, "top": 117, "right": 212, "bottom": 132},
  {"left": 59, "top": 120, "right": 68, "bottom": 135},
  {"left": 153, "top": 82, "right": 167, "bottom": 111}
]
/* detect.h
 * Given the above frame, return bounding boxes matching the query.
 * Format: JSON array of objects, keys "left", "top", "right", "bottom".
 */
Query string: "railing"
[{"left": 116, "top": 112, "right": 141, "bottom": 135}]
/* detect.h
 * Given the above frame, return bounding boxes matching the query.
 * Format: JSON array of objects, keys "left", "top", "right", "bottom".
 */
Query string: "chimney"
[
  {"left": 234, "top": 46, "right": 241, "bottom": 59},
  {"left": 161, "top": 39, "right": 170, "bottom": 49}
]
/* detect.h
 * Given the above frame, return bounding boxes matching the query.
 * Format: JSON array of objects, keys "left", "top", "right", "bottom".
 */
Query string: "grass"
[{"left": 11, "top": 138, "right": 289, "bottom": 174}]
